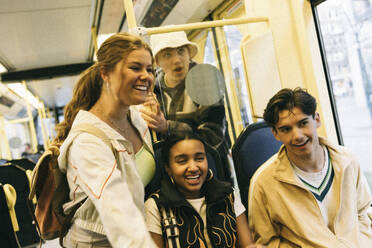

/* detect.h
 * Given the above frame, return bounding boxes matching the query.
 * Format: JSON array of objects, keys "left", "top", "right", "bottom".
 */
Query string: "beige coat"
[{"left": 248, "top": 137, "right": 372, "bottom": 247}]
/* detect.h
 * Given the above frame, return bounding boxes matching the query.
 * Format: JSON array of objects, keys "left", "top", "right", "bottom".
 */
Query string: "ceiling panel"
[
  {"left": 27, "top": 75, "right": 79, "bottom": 108},
  {"left": 0, "top": 0, "right": 91, "bottom": 11},
  {"left": 162, "top": 0, "right": 224, "bottom": 26},
  {"left": 98, "top": 0, "right": 124, "bottom": 34},
  {"left": 0, "top": 0, "right": 93, "bottom": 71}
]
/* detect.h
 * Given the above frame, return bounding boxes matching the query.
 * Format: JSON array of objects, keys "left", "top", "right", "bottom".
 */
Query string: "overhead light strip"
[
  {"left": 7, "top": 83, "right": 41, "bottom": 109},
  {"left": 0, "top": 63, "right": 7, "bottom": 74}
]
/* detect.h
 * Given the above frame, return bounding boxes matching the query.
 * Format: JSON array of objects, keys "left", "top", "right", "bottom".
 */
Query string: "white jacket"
[{"left": 58, "top": 108, "right": 156, "bottom": 248}]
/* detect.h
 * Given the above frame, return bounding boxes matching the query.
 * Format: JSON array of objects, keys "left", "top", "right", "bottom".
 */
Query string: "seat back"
[
  {"left": 204, "top": 143, "right": 228, "bottom": 182},
  {"left": 0, "top": 184, "right": 19, "bottom": 248},
  {"left": 232, "top": 122, "right": 282, "bottom": 209},
  {"left": 0, "top": 160, "right": 40, "bottom": 246}
]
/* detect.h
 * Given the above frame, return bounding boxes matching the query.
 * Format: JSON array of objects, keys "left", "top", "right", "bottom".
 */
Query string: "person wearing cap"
[{"left": 140, "top": 31, "right": 231, "bottom": 181}]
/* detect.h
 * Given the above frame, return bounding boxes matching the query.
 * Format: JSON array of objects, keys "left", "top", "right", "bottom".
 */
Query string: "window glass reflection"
[
  {"left": 223, "top": 25, "right": 252, "bottom": 126},
  {"left": 317, "top": 0, "right": 372, "bottom": 191}
]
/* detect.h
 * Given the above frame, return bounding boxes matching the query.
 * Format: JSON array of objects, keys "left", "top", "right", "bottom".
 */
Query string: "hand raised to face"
[{"left": 140, "top": 95, "right": 168, "bottom": 133}]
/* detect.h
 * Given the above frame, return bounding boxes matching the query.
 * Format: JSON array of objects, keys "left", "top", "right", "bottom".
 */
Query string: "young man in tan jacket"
[{"left": 248, "top": 88, "right": 372, "bottom": 247}]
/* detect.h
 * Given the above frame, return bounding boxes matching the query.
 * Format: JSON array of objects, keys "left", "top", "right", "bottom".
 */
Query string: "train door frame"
[
  {"left": 310, "top": 0, "right": 345, "bottom": 145},
  {"left": 210, "top": 0, "right": 254, "bottom": 142}
]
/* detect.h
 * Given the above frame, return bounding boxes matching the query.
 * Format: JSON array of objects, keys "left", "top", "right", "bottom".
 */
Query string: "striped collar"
[{"left": 293, "top": 147, "right": 334, "bottom": 201}]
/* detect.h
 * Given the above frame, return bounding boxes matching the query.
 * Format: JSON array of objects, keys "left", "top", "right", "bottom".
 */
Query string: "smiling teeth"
[
  {"left": 134, "top": 85, "right": 147, "bottom": 91},
  {"left": 186, "top": 175, "right": 200, "bottom": 179},
  {"left": 293, "top": 141, "right": 307, "bottom": 146}
]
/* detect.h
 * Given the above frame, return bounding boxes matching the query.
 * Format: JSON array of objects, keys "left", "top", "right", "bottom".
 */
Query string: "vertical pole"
[
  {"left": 123, "top": 0, "right": 158, "bottom": 140},
  {"left": 210, "top": 26, "right": 239, "bottom": 142},
  {"left": 91, "top": 26, "right": 98, "bottom": 55},
  {"left": 54, "top": 107, "right": 60, "bottom": 124},
  {"left": 41, "top": 101, "right": 51, "bottom": 147},
  {"left": 37, "top": 99, "right": 49, "bottom": 150},
  {"left": 46, "top": 107, "right": 55, "bottom": 139},
  {"left": 123, "top": 0, "right": 137, "bottom": 30},
  {"left": 23, "top": 81, "right": 38, "bottom": 153},
  {"left": 0, "top": 115, "right": 12, "bottom": 160}
]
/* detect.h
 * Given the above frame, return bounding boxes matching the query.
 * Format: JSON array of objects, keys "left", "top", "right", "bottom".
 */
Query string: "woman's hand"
[{"left": 140, "top": 97, "right": 168, "bottom": 133}]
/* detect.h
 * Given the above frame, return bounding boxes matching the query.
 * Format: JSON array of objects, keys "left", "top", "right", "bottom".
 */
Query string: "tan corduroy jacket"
[{"left": 248, "top": 137, "right": 372, "bottom": 248}]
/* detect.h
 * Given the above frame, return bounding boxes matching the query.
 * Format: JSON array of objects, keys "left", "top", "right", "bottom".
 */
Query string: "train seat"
[
  {"left": 0, "top": 159, "right": 40, "bottom": 247},
  {"left": 0, "top": 183, "right": 19, "bottom": 248},
  {"left": 232, "top": 121, "right": 282, "bottom": 210}
]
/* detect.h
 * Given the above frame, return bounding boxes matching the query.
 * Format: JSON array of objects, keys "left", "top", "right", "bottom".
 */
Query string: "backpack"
[{"left": 27, "top": 124, "right": 115, "bottom": 247}]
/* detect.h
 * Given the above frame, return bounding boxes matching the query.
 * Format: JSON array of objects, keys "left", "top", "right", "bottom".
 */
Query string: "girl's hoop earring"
[
  {"left": 207, "top": 169, "right": 213, "bottom": 181},
  {"left": 170, "top": 176, "right": 175, "bottom": 184}
]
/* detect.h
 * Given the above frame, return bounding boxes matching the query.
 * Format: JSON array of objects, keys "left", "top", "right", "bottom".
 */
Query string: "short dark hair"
[
  {"left": 161, "top": 131, "right": 206, "bottom": 167},
  {"left": 263, "top": 87, "right": 317, "bottom": 129}
]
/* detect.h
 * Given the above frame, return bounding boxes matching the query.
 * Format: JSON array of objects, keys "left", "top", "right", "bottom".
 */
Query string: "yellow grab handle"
[
  {"left": 3, "top": 184, "right": 19, "bottom": 232},
  {"left": 26, "top": 170, "right": 37, "bottom": 204}
]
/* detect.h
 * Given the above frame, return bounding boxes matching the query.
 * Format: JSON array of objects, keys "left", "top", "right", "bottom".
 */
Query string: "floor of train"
[
  {"left": 22, "top": 239, "right": 59, "bottom": 248},
  {"left": 42, "top": 239, "right": 59, "bottom": 248}
]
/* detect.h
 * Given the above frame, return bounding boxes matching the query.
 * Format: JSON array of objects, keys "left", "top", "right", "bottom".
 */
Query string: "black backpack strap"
[{"left": 160, "top": 207, "right": 180, "bottom": 248}]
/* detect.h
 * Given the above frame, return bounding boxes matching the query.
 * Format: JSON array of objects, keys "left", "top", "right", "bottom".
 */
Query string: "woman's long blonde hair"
[{"left": 54, "top": 32, "right": 153, "bottom": 143}]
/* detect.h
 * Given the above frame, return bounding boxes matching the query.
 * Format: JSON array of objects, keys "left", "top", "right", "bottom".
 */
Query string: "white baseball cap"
[{"left": 150, "top": 31, "right": 199, "bottom": 62}]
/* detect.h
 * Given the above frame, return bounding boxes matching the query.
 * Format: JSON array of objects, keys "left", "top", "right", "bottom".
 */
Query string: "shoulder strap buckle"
[{"left": 160, "top": 207, "right": 180, "bottom": 248}]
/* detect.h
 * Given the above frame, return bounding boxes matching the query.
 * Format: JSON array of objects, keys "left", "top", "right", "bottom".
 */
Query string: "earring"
[
  {"left": 106, "top": 81, "right": 110, "bottom": 91},
  {"left": 170, "top": 176, "right": 175, "bottom": 184},
  {"left": 207, "top": 169, "right": 213, "bottom": 181}
]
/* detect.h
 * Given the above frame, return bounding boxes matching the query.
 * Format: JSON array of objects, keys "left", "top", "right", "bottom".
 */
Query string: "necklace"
[
  {"left": 103, "top": 112, "right": 132, "bottom": 135},
  {"left": 91, "top": 105, "right": 131, "bottom": 135},
  {"left": 108, "top": 119, "right": 131, "bottom": 134},
  {"left": 107, "top": 115, "right": 130, "bottom": 134}
]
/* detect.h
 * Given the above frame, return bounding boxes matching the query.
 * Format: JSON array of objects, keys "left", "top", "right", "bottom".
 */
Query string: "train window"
[
  {"left": 223, "top": 25, "right": 252, "bottom": 126},
  {"left": 4, "top": 123, "right": 27, "bottom": 158},
  {"left": 208, "top": 0, "right": 255, "bottom": 138},
  {"left": 203, "top": 29, "right": 245, "bottom": 141},
  {"left": 204, "top": 31, "right": 216, "bottom": 66},
  {"left": 202, "top": 26, "right": 252, "bottom": 138},
  {"left": 36, "top": 114, "right": 55, "bottom": 148},
  {"left": 316, "top": 0, "right": 372, "bottom": 191}
]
